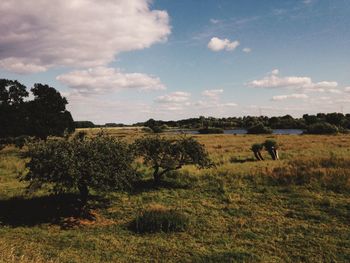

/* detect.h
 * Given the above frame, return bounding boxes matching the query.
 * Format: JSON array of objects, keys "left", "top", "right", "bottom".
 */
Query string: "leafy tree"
[
  {"left": 25, "top": 133, "right": 137, "bottom": 205},
  {"left": 306, "top": 122, "right": 338, "bottom": 134},
  {"left": 263, "top": 140, "right": 279, "bottom": 160},
  {"left": 134, "top": 136, "right": 212, "bottom": 183},
  {"left": 251, "top": 143, "right": 264, "bottom": 161},
  {"left": 26, "top": 84, "right": 74, "bottom": 138},
  {"left": 247, "top": 123, "right": 273, "bottom": 134}
]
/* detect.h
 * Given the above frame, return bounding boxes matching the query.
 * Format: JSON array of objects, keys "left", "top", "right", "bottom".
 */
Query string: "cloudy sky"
[{"left": 1, "top": 0, "right": 350, "bottom": 124}]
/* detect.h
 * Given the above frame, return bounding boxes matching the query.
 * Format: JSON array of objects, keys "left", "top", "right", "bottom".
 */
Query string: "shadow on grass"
[
  {"left": 0, "top": 194, "right": 110, "bottom": 227},
  {"left": 229, "top": 157, "right": 257, "bottom": 164}
]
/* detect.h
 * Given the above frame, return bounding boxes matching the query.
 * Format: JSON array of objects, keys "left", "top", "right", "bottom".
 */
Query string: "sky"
[{"left": 1, "top": 0, "right": 350, "bottom": 124}]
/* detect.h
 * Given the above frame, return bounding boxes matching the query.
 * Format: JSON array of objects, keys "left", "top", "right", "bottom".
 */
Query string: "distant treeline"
[
  {"left": 77, "top": 113, "right": 350, "bottom": 134},
  {"left": 136, "top": 114, "right": 350, "bottom": 130},
  {"left": 74, "top": 121, "right": 127, "bottom": 128}
]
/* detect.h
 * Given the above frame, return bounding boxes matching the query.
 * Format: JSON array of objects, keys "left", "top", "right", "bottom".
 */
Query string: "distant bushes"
[
  {"left": 306, "top": 122, "right": 339, "bottom": 134},
  {"left": 198, "top": 127, "right": 224, "bottom": 134},
  {"left": 130, "top": 205, "right": 189, "bottom": 233},
  {"left": 247, "top": 123, "right": 272, "bottom": 134}
]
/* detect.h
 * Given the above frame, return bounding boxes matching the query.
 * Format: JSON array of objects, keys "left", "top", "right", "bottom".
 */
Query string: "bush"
[
  {"left": 131, "top": 205, "right": 189, "bottom": 233},
  {"left": 198, "top": 127, "right": 224, "bottom": 134},
  {"left": 134, "top": 136, "right": 212, "bottom": 183},
  {"left": 306, "top": 122, "right": 338, "bottom": 134},
  {"left": 24, "top": 133, "right": 137, "bottom": 205},
  {"left": 247, "top": 123, "right": 272, "bottom": 134}
]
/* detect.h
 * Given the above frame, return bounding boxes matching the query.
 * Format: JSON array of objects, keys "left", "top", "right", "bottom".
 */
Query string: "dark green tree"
[
  {"left": 25, "top": 133, "right": 137, "bottom": 205},
  {"left": 134, "top": 136, "right": 212, "bottom": 183}
]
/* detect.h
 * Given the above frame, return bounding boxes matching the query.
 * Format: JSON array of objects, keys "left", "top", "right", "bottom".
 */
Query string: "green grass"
[{"left": 0, "top": 131, "right": 349, "bottom": 262}]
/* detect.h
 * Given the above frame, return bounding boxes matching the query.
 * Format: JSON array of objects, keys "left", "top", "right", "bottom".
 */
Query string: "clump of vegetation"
[
  {"left": 251, "top": 143, "right": 264, "bottom": 161},
  {"left": 198, "top": 127, "right": 224, "bottom": 134},
  {"left": 24, "top": 133, "right": 137, "bottom": 205},
  {"left": 247, "top": 123, "right": 273, "bottom": 134},
  {"left": 263, "top": 139, "right": 279, "bottom": 160},
  {"left": 130, "top": 205, "right": 189, "bottom": 233},
  {"left": 134, "top": 136, "right": 213, "bottom": 183},
  {"left": 306, "top": 122, "right": 339, "bottom": 134}
]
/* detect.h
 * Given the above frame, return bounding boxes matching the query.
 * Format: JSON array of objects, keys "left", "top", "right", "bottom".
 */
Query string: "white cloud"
[
  {"left": 155, "top": 92, "right": 191, "bottom": 104},
  {"left": 57, "top": 67, "right": 165, "bottom": 95},
  {"left": 344, "top": 87, "right": 350, "bottom": 92},
  {"left": 210, "top": 19, "right": 220, "bottom": 24},
  {"left": 272, "top": 93, "right": 308, "bottom": 101},
  {"left": 248, "top": 69, "right": 339, "bottom": 91},
  {"left": 0, "top": 0, "right": 170, "bottom": 73},
  {"left": 202, "top": 89, "right": 224, "bottom": 100},
  {"left": 242, "top": 48, "right": 252, "bottom": 53},
  {"left": 303, "top": 0, "right": 313, "bottom": 4},
  {"left": 207, "top": 37, "right": 240, "bottom": 52}
]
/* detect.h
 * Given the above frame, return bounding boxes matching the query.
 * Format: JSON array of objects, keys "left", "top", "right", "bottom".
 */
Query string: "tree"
[
  {"left": 134, "top": 136, "right": 212, "bottom": 183},
  {"left": 263, "top": 140, "right": 279, "bottom": 160},
  {"left": 25, "top": 133, "right": 137, "bottom": 205},
  {"left": 247, "top": 123, "right": 273, "bottom": 134},
  {"left": 0, "top": 79, "right": 29, "bottom": 137},
  {"left": 26, "top": 84, "right": 75, "bottom": 138},
  {"left": 251, "top": 143, "right": 264, "bottom": 161},
  {"left": 306, "top": 122, "right": 338, "bottom": 134}
]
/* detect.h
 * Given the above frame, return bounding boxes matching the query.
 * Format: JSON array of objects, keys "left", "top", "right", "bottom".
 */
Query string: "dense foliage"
[
  {"left": 247, "top": 123, "right": 273, "bottom": 134},
  {"left": 198, "top": 127, "right": 224, "bottom": 134},
  {"left": 0, "top": 79, "right": 74, "bottom": 139},
  {"left": 306, "top": 122, "right": 339, "bottom": 134},
  {"left": 25, "top": 133, "right": 137, "bottom": 204},
  {"left": 134, "top": 136, "right": 213, "bottom": 182}
]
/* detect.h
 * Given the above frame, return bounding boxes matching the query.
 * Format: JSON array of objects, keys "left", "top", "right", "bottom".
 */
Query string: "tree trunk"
[
  {"left": 257, "top": 151, "right": 264, "bottom": 160},
  {"left": 153, "top": 166, "right": 162, "bottom": 184},
  {"left": 253, "top": 151, "right": 261, "bottom": 161},
  {"left": 78, "top": 183, "right": 89, "bottom": 206},
  {"left": 268, "top": 149, "right": 276, "bottom": 160}
]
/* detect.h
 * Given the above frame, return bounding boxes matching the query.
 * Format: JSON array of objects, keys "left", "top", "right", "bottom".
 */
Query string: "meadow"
[{"left": 0, "top": 129, "right": 349, "bottom": 262}]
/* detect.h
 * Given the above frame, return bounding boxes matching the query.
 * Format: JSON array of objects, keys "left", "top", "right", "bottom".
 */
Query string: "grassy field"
[{"left": 0, "top": 130, "right": 349, "bottom": 262}]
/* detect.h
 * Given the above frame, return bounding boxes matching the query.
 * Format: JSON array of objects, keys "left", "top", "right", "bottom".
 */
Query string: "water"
[{"left": 169, "top": 129, "right": 304, "bottom": 135}]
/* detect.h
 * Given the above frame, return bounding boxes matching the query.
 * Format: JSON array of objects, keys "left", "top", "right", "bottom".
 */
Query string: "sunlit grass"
[{"left": 0, "top": 130, "right": 349, "bottom": 262}]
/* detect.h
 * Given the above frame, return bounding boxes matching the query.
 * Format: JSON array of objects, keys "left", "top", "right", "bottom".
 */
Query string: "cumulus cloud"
[
  {"left": 0, "top": 0, "right": 170, "bottom": 73},
  {"left": 57, "top": 67, "right": 166, "bottom": 95},
  {"left": 242, "top": 48, "right": 252, "bottom": 53},
  {"left": 272, "top": 93, "right": 308, "bottom": 101},
  {"left": 202, "top": 89, "right": 224, "bottom": 100},
  {"left": 155, "top": 91, "right": 191, "bottom": 104},
  {"left": 207, "top": 37, "right": 240, "bottom": 52},
  {"left": 248, "top": 69, "right": 339, "bottom": 91}
]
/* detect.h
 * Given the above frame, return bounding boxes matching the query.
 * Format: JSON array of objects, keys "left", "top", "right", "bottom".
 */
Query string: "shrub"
[
  {"left": 131, "top": 205, "right": 189, "bottom": 233},
  {"left": 306, "top": 122, "right": 338, "bottom": 134},
  {"left": 198, "top": 127, "right": 224, "bottom": 134},
  {"left": 247, "top": 123, "right": 272, "bottom": 134},
  {"left": 251, "top": 143, "right": 264, "bottom": 161},
  {"left": 263, "top": 139, "right": 279, "bottom": 160},
  {"left": 24, "top": 133, "right": 137, "bottom": 205},
  {"left": 134, "top": 136, "right": 213, "bottom": 183}
]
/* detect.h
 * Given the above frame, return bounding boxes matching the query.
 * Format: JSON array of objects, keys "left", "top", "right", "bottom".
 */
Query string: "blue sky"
[{"left": 1, "top": 0, "right": 350, "bottom": 124}]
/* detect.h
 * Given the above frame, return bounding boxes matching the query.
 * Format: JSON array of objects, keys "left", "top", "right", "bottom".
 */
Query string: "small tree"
[
  {"left": 25, "top": 133, "right": 137, "bottom": 205},
  {"left": 134, "top": 136, "right": 212, "bottom": 183},
  {"left": 263, "top": 139, "right": 279, "bottom": 160},
  {"left": 251, "top": 143, "right": 264, "bottom": 161}
]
